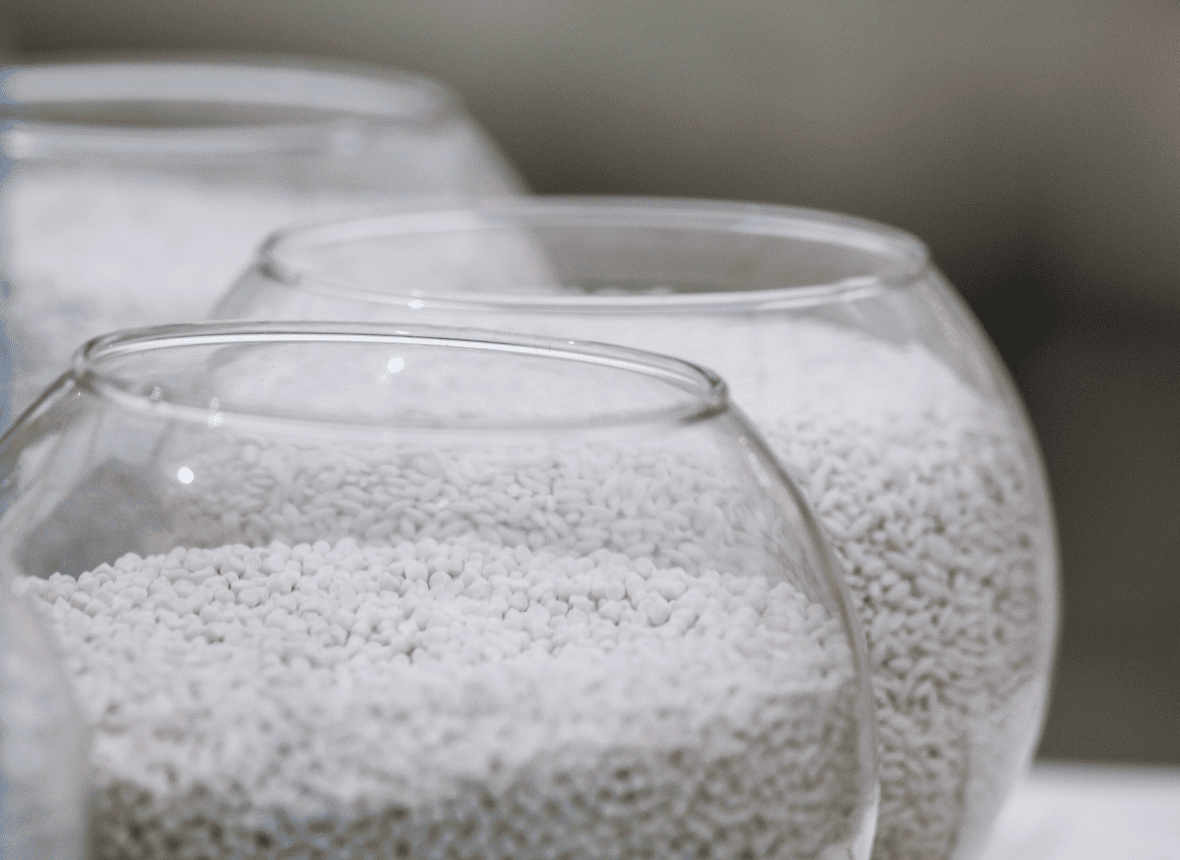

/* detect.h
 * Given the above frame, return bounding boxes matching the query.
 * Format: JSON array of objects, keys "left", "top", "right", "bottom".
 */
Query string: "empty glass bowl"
[
  {"left": 0, "top": 58, "right": 525, "bottom": 428},
  {"left": 217, "top": 198, "right": 1059, "bottom": 860},
  {"left": 0, "top": 322, "right": 878, "bottom": 860}
]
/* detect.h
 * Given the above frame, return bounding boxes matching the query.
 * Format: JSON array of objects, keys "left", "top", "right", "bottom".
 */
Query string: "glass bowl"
[
  {"left": 0, "top": 585, "right": 90, "bottom": 860},
  {"left": 0, "top": 58, "right": 525, "bottom": 428},
  {"left": 217, "top": 197, "right": 1060, "bottom": 860},
  {"left": 0, "top": 321, "right": 878, "bottom": 860}
]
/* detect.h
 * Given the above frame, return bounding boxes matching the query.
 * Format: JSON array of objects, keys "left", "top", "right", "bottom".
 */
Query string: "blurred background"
[{"left": 3, "top": 1, "right": 1177, "bottom": 764}]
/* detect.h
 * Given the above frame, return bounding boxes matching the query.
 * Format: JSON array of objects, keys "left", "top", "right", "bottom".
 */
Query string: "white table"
[{"left": 978, "top": 762, "right": 1180, "bottom": 859}]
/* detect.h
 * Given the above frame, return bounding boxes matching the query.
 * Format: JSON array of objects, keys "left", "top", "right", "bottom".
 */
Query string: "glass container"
[
  {"left": 0, "top": 58, "right": 525, "bottom": 429},
  {"left": 0, "top": 321, "right": 878, "bottom": 860},
  {"left": 0, "top": 585, "right": 90, "bottom": 860},
  {"left": 218, "top": 198, "right": 1060, "bottom": 860}
]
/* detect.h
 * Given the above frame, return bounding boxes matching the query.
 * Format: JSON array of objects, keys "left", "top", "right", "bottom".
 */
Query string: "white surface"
[{"left": 980, "top": 762, "right": 1180, "bottom": 860}]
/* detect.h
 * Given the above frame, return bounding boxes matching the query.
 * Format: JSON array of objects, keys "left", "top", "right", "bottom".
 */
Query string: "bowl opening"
[
  {"left": 73, "top": 322, "right": 728, "bottom": 436},
  {"left": 260, "top": 198, "right": 930, "bottom": 312},
  {"left": 0, "top": 61, "right": 456, "bottom": 157}
]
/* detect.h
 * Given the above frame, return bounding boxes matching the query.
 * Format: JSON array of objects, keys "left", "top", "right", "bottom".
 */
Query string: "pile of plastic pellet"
[
  {"left": 486, "top": 313, "right": 1053, "bottom": 860},
  {"left": 139, "top": 314, "right": 1052, "bottom": 860},
  {"left": 157, "top": 439, "right": 778, "bottom": 576},
  {"left": 736, "top": 322, "right": 1050, "bottom": 860},
  {"left": 17, "top": 536, "right": 862, "bottom": 860}
]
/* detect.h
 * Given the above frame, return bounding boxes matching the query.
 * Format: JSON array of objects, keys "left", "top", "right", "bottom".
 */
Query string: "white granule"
[
  {"left": 17, "top": 537, "right": 861, "bottom": 860},
  {"left": 15, "top": 431, "right": 869, "bottom": 859}
]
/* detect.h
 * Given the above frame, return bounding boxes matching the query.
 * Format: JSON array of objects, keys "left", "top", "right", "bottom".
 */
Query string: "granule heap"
[
  {"left": 498, "top": 315, "right": 1054, "bottom": 860},
  {"left": 743, "top": 323, "right": 1050, "bottom": 860},
  {"left": 157, "top": 438, "right": 783, "bottom": 578},
  {"left": 100, "top": 313, "right": 1050, "bottom": 860},
  {"left": 17, "top": 537, "right": 862, "bottom": 860}
]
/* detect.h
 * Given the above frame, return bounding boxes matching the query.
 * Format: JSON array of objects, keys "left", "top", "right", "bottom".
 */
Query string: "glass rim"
[
  {"left": 0, "top": 56, "right": 462, "bottom": 159},
  {"left": 255, "top": 196, "right": 932, "bottom": 313},
  {"left": 64, "top": 321, "right": 730, "bottom": 437}
]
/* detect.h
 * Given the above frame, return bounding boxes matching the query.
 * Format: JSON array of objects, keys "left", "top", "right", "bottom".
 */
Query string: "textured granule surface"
[
  {"left": 491, "top": 315, "right": 1053, "bottom": 859},
  {"left": 16, "top": 437, "right": 866, "bottom": 860},
  {"left": 19, "top": 317, "right": 1051, "bottom": 860},
  {"left": 197, "top": 211, "right": 1049, "bottom": 856},
  {"left": 745, "top": 325, "right": 1051, "bottom": 860},
  {"left": 18, "top": 539, "right": 859, "bottom": 860},
  {"left": 157, "top": 438, "right": 787, "bottom": 575}
]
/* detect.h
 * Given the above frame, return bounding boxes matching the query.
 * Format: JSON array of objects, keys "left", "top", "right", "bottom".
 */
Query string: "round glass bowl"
[
  {"left": 217, "top": 198, "right": 1060, "bottom": 860},
  {"left": 0, "top": 586, "right": 90, "bottom": 860},
  {"left": 0, "top": 58, "right": 525, "bottom": 428},
  {"left": 0, "top": 322, "right": 878, "bottom": 860}
]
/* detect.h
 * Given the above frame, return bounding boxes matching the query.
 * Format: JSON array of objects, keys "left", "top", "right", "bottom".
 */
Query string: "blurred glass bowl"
[{"left": 0, "top": 57, "right": 525, "bottom": 428}]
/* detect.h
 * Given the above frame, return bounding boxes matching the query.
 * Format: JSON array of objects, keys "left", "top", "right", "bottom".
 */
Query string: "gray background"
[{"left": 4, "top": 0, "right": 1178, "bottom": 764}]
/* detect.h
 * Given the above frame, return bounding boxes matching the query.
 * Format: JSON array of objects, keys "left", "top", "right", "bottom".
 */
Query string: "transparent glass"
[
  {"left": 0, "top": 586, "right": 90, "bottom": 860},
  {"left": 219, "top": 198, "right": 1060, "bottom": 860},
  {"left": 0, "top": 322, "right": 878, "bottom": 860},
  {"left": 0, "top": 58, "right": 525, "bottom": 428}
]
